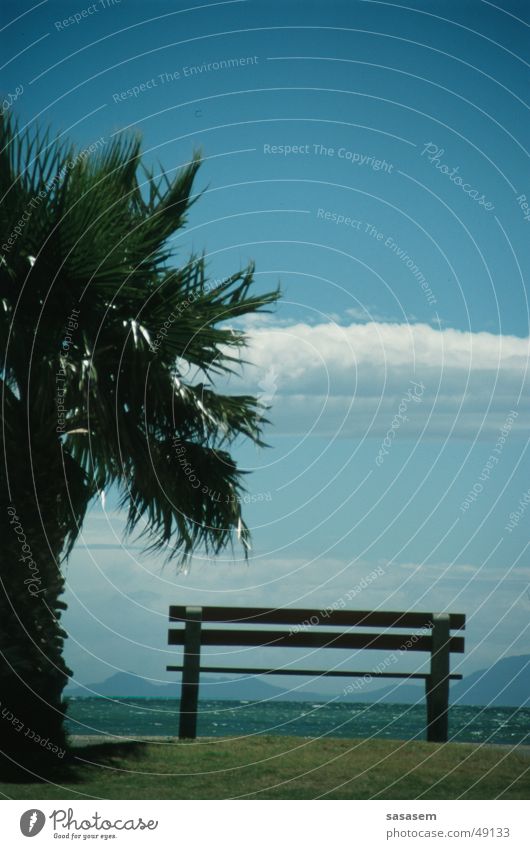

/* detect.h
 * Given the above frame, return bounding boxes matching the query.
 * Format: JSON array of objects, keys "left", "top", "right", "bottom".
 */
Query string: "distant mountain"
[
  {"left": 327, "top": 655, "right": 530, "bottom": 708},
  {"left": 451, "top": 655, "right": 529, "bottom": 707},
  {"left": 65, "top": 655, "right": 530, "bottom": 708},
  {"left": 67, "top": 672, "right": 178, "bottom": 699},
  {"left": 66, "top": 670, "right": 420, "bottom": 704},
  {"left": 66, "top": 671, "right": 325, "bottom": 702}
]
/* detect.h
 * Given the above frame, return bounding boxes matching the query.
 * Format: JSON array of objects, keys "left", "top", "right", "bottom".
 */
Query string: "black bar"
[
  {"left": 167, "top": 665, "right": 463, "bottom": 680},
  {"left": 169, "top": 606, "right": 465, "bottom": 630},
  {"left": 426, "top": 614, "right": 451, "bottom": 743},
  {"left": 178, "top": 606, "right": 202, "bottom": 740},
  {"left": 168, "top": 628, "right": 464, "bottom": 653}
]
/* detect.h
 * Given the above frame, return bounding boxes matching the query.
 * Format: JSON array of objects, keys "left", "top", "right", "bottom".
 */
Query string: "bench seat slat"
[
  {"left": 168, "top": 628, "right": 465, "bottom": 653},
  {"left": 166, "top": 665, "right": 463, "bottom": 680},
  {"left": 169, "top": 606, "right": 465, "bottom": 630}
]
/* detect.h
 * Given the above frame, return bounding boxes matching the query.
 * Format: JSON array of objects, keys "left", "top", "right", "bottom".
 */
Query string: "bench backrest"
[{"left": 168, "top": 606, "right": 465, "bottom": 654}]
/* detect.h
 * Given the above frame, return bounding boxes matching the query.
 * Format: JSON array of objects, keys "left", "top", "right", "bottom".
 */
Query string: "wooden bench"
[{"left": 167, "top": 606, "right": 465, "bottom": 742}]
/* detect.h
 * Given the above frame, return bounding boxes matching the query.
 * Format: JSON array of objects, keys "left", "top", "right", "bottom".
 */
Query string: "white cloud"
[{"left": 220, "top": 321, "right": 529, "bottom": 438}]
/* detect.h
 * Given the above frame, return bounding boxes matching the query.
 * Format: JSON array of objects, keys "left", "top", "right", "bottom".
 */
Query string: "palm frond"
[{"left": 1, "top": 112, "right": 280, "bottom": 562}]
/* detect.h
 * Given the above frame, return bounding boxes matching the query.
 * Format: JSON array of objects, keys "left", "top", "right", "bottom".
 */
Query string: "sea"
[{"left": 65, "top": 699, "right": 530, "bottom": 746}]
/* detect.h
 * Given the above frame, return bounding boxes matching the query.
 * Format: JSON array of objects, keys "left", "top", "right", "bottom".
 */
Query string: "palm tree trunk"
[{"left": 0, "top": 475, "right": 71, "bottom": 778}]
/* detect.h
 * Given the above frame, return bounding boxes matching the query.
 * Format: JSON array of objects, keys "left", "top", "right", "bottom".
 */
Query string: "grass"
[{"left": 0, "top": 736, "right": 528, "bottom": 799}]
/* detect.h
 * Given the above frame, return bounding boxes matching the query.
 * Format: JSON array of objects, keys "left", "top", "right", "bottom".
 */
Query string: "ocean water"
[{"left": 65, "top": 698, "right": 530, "bottom": 746}]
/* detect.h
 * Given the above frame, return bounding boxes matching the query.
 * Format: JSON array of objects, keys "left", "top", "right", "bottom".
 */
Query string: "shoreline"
[{"left": 68, "top": 734, "right": 530, "bottom": 758}]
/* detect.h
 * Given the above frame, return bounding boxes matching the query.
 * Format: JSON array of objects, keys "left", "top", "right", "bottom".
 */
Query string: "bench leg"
[
  {"left": 425, "top": 677, "right": 449, "bottom": 742},
  {"left": 178, "top": 606, "right": 202, "bottom": 739},
  {"left": 426, "top": 613, "right": 450, "bottom": 743}
]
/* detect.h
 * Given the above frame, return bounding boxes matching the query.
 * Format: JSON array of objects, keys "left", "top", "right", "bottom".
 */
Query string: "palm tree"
[{"left": 0, "top": 113, "right": 278, "bottom": 776}]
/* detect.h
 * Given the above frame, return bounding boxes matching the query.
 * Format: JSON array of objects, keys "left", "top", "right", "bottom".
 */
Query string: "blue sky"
[{"left": 2, "top": 0, "right": 529, "bottom": 694}]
